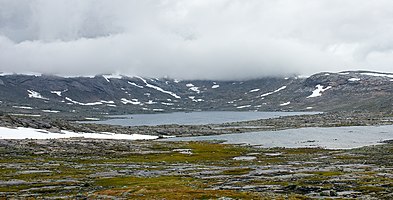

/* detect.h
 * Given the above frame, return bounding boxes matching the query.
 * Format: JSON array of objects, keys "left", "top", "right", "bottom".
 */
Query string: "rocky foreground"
[
  {"left": 1, "top": 138, "right": 393, "bottom": 199},
  {"left": 0, "top": 111, "right": 393, "bottom": 199}
]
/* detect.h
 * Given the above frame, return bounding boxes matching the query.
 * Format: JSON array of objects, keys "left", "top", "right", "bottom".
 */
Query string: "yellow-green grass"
[{"left": 93, "top": 176, "right": 260, "bottom": 199}]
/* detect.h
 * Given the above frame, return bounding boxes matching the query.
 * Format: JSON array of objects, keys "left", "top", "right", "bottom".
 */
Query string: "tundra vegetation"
[{"left": 1, "top": 139, "right": 393, "bottom": 199}]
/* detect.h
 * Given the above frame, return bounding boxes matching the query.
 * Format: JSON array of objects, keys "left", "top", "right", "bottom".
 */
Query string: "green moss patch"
[
  {"left": 222, "top": 168, "right": 252, "bottom": 175},
  {"left": 93, "top": 176, "right": 259, "bottom": 199}
]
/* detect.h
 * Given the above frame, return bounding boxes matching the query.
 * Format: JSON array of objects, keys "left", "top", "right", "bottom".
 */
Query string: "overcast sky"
[{"left": 0, "top": 0, "right": 392, "bottom": 80}]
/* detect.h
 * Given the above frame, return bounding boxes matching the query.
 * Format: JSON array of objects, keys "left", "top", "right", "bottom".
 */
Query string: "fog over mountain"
[{"left": 1, "top": 0, "right": 393, "bottom": 80}]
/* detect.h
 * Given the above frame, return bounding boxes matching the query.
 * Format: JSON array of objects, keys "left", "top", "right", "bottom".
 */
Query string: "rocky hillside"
[{"left": 0, "top": 71, "right": 392, "bottom": 116}]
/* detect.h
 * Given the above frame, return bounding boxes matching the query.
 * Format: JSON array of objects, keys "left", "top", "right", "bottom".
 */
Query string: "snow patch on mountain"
[
  {"left": 0, "top": 72, "right": 13, "bottom": 76},
  {"left": 10, "top": 113, "right": 41, "bottom": 117},
  {"left": 136, "top": 76, "right": 181, "bottom": 99},
  {"left": 188, "top": 96, "right": 204, "bottom": 102},
  {"left": 51, "top": 91, "right": 62, "bottom": 96},
  {"left": 186, "top": 83, "right": 201, "bottom": 93},
  {"left": 121, "top": 98, "right": 141, "bottom": 105},
  {"left": 27, "top": 90, "right": 49, "bottom": 100},
  {"left": 51, "top": 89, "right": 68, "bottom": 97},
  {"left": 236, "top": 105, "right": 251, "bottom": 109},
  {"left": 338, "top": 72, "right": 350, "bottom": 75},
  {"left": 348, "top": 78, "right": 360, "bottom": 82},
  {"left": 42, "top": 110, "right": 60, "bottom": 113},
  {"left": 249, "top": 89, "right": 260, "bottom": 93},
  {"left": 13, "top": 106, "right": 33, "bottom": 110},
  {"left": 145, "top": 100, "right": 157, "bottom": 105},
  {"left": 307, "top": 85, "right": 332, "bottom": 98},
  {"left": 102, "top": 74, "right": 123, "bottom": 82},
  {"left": 260, "top": 86, "right": 287, "bottom": 97},
  {"left": 189, "top": 87, "right": 200, "bottom": 93},
  {"left": 212, "top": 85, "right": 220, "bottom": 89},
  {"left": 361, "top": 72, "right": 393, "bottom": 78},
  {"left": 280, "top": 101, "right": 291, "bottom": 106},
  {"left": 101, "top": 100, "right": 114, "bottom": 104},
  {"left": 65, "top": 97, "right": 114, "bottom": 106},
  {"left": 128, "top": 81, "right": 144, "bottom": 88}
]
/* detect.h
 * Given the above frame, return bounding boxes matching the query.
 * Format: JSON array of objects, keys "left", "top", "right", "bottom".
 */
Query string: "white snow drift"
[
  {"left": 27, "top": 90, "right": 49, "bottom": 100},
  {"left": 260, "top": 86, "right": 287, "bottom": 97},
  {"left": 307, "top": 85, "right": 332, "bottom": 98},
  {"left": 0, "top": 127, "right": 158, "bottom": 140},
  {"left": 136, "top": 76, "right": 181, "bottom": 99}
]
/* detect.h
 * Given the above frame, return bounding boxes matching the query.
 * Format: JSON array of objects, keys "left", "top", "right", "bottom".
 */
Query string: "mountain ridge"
[{"left": 0, "top": 70, "right": 392, "bottom": 116}]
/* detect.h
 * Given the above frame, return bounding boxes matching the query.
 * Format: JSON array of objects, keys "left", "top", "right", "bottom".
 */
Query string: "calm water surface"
[
  {"left": 163, "top": 125, "right": 393, "bottom": 149},
  {"left": 90, "top": 111, "right": 317, "bottom": 126}
]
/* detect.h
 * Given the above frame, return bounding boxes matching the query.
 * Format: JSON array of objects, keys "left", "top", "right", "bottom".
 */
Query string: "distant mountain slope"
[{"left": 0, "top": 71, "right": 392, "bottom": 116}]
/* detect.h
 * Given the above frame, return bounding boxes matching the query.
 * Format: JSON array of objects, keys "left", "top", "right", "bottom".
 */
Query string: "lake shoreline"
[
  {"left": 163, "top": 124, "right": 393, "bottom": 149},
  {"left": 80, "top": 111, "right": 319, "bottom": 126},
  {"left": 1, "top": 111, "right": 392, "bottom": 138},
  {"left": 1, "top": 111, "right": 393, "bottom": 198}
]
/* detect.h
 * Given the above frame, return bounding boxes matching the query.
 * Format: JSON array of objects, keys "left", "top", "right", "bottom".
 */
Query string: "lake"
[
  {"left": 87, "top": 111, "right": 317, "bottom": 126},
  {"left": 163, "top": 125, "right": 393, "bottom": 149}
]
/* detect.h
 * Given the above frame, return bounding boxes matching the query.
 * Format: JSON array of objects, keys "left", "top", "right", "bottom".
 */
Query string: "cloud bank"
[{"left": 0, "top": 0, "right": 393, "bottom": 80}]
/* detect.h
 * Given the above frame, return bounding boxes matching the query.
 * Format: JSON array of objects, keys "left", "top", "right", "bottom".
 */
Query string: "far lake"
[
  {"left": 87, "top": 111, "right": 317, "bottom": 126},
  {"left": 163, "top": 125, "right": 393, "bottom": 149}
]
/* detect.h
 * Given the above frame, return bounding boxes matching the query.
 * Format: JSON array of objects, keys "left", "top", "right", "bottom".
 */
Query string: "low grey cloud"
[{"left": 0, "top": 0, "right": 393, "bottom": 80}]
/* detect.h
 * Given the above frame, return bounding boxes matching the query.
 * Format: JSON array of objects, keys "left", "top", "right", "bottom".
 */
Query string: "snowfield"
[
  {"left": 0, "top": 127, "right": 158, "bottom": 140},
  {"left": 249, "top": 89, "right": 260, "bottom": 93},
  {"left": 136, "top": 76, "right": 181, "bottom": 99},
  {"left": 128, "top": 81, "right": 144, "bottom": 88},
  {"left": 42, "top": 110, "right": 60, "bottom": 113},
  {"left": 280, "top": 101, "right": 291, "bottom": 106},
  {"left": 186, "top": 83, "right": 201, "bottom": 93},
  {"left": 65, "top": 97, "right": 115, "bottom": 106},
  {"left": 236, "top": 105, "right": 251, "bottom": 109},
  {"left": 307, "top": 85, "right": 332, "bottom": 98},
  {"left": 13, "top": 106, "right": 33, "bottom": 110},
  {"left": 260, "top": 86, "right": 287, "bottom": 97},
  {"left": 121, "top": 98, "right": 141, "bottom": 105},
  {"left": 27, "top": 90, "right": 49, "bottom": 100},
  {"left": 361, "top": 72, "right": 393, "bottom": 78},
  {"left": 102, "top": 74, "right": 123, "bottom": 82},
  {"left": 348, "top": 78, "right": 361, "bottom": 82}
]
